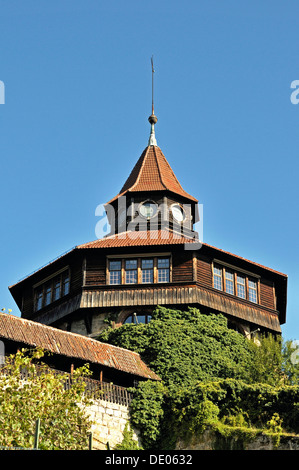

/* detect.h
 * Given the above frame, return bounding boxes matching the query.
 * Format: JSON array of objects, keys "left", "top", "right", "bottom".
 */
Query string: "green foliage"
[
  {"left": 265, "top": 413, "right": 283, "bottom": 447},
  {"left": 282, "top": 340, "right": 299, "bottom": 385},
  {"left": 0, "top": 348, "right": 93, "bottom": 449},
  {"left": 266, "top": 412, "right": 283, "bottom": 434},
  {"left": 99, "top": 306, "right": 254, "bottom": 387},
  {"left": 99, "top": 306, "right": 299, "bottom": 449},
  {"left": 114, "top": 422, "right": 142, "bottom": 450},
  {"left": 129, "top": 380, "right": 167, "bottom": 449},
  {"left": 247, "top": 334, "right": 285, "bottom": 386}
]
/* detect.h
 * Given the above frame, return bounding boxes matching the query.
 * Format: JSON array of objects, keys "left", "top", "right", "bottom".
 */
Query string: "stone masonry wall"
[
  {"left": 175, "top": 428, "right": 299, "bottom": 450},
  {"left": 85, "top": 398, "right": 140, "bottom": 450}
]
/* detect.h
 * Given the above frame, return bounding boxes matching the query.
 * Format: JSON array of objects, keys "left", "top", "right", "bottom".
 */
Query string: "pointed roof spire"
[
  {"left": 107, "top": 145, "right": 198, "bottom": 204},
  {"left": 148, "top": 56, "right": 158, "bottom": 146}
]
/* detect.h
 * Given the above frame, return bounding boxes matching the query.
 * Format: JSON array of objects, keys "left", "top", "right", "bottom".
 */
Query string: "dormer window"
[
  {"left": 213, "top": 262, "right": 259, "bottom": 304},
  {"left": 34, "top": 269, "right": 70, "bottom": 311}
]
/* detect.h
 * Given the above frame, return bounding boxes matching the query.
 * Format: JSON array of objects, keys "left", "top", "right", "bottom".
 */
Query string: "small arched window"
[{"left": 124, "top": 313, "right": 152, "bottom": 325}]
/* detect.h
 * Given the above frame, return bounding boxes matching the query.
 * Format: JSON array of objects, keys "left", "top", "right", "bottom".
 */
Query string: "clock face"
[
  {"left": 139, "top": 201, "right": 157, "bottom": 219},
  {"left": 171, "top": 204, "right": 185, "bottom": 222}
]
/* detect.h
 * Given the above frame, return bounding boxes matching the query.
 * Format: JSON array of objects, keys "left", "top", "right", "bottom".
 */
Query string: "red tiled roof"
[
  {"left": 77, "top": 230, "right": 200, "bottom": 249},
  {"left": 202, "top": 242, "right": 288, "bottom": 277},
  {"left": 77, "top": 231, "right": 287, "bottom": 277},
  {"left": 0, "top": 313, "right": 160, "bottom": 381},
  {"left": 107, "top": 146, "right": 197, "bottom": 204}
]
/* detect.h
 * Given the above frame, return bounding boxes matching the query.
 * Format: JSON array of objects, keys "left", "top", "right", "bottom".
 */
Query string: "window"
[
  {"left": 225, "top": 269, "right": 234, "bottom": 295},
  {"left": 213, "top": 263, "right": 259, "bottom": 304},
  {"left": 62, "top": 272, "right": 70, "bottom": 295},
  {"left": 34, "top": 269, "right": 70, "bottom": 312},
  {"left": 141, "top": 259, "right": 154, "bottom": 283},
  {"left": 248, "top": 279, "right": 257, "bottom": 303},
  {"left": 108, "top": 256, "right": 171, "bottom": 285},
  {"left": 236, "top": 274, "right": 246, "bottom": 299},
  {"left": 45, "top": 283, "right": 52, "bottom": 306},
  {"left": 213, "top": 265, "right": 222, "bottom": 291},
  {"left": 124, "top": 313, "right": 152, "bottom": 324},
  {"left": 53, "top": 279, "right": 61, "bottom": 301},
  {"left": 125, "top": 259, "right": 137, "bottom": 284},
  {"left": 157, "top": 258, "right": 170, "bottom": 283},
  {"left": 109, "top": 260, "right": 121, "bottom": 285},
  {"left": 36, "top": 288, "right": 43, "bottom": 311}
]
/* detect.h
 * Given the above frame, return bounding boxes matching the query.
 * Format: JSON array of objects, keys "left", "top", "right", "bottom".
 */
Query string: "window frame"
[
  {"left": 34, "top": 267, "right": 70, "bottom": 312},
  {"left": 213, "top": 264, "right": 223, "bottom": 291},
  {"left": 248, "top": 278, "right": 258, "bottom": 303},
  {"left": 236, "top": 273, "right": 246, "bottom": 299},
  {"left": 109, "top": 260, "right": 122, "bottom": 285},
  {"left": 224, "top": 268, "right": 235, "bottom": 295},
  {"left": 123, "top": 312, "right": 152, "bottom": 325},
  {"left": 125, "top": 259, "right": 138, "bottom": 284},
  {"left": 212, "top": 261, "right": 260, "bottom": 304},
  {"left": 107, "top": 254, "right": 172, "bottom": 286},
  {"left": 157, "top": 257, "right": 170, "bottom": 283},
  {"left": 141, "top": 258, "right": 154, "bottom": 284}
]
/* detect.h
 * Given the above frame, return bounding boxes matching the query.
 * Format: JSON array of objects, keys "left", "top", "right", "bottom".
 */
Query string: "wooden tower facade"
[{"left": 9, "top": 102, "right": 287, "bottom": 340}]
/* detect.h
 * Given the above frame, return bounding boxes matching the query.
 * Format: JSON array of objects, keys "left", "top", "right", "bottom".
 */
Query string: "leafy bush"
[
  {"left": 99, "top": 306, "right": 299, "bottom": 449},
  {"left": 114, "top": 422, "right": 142, "bottom": 450},
  {"left": 0, "top": 348, "right": 92, "bottom": 449},
  {"left": 99, "top": 306, "right": 254, "bottom": 387}
]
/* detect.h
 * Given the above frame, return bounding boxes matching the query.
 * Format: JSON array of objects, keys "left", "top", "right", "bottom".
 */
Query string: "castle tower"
[{"left": 9, "top": 64, "right": 287, "bottom": 339}]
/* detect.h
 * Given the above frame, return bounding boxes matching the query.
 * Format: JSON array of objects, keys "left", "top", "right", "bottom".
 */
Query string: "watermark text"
[
  {"left": 95, "top": 197, "right": 203, "bottom": 251},
  {"left": 0, "top": 81, "right": 5, "bottom": 104}
]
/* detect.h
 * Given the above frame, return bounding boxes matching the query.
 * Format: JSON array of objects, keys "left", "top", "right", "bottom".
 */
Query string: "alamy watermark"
[
  {"left": 95, "top": 197, "right": 203, "bottom": 251},
  {"left": 0, "top": 340, "right": 4, "bottom": 365},
  {"left": 0, "top": 80, "right": 5, "bottom": 104},
  {"left": 290, "top": 80, "right": 299, "bottom": 104}
]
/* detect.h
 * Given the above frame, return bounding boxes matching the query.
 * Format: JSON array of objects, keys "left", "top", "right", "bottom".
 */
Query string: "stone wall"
[
  {"left": 175, "top": 428, "right": 299, "bottom": 451},
  {"left": 85, "top": 398, "right": 140, "bottom": 450}
]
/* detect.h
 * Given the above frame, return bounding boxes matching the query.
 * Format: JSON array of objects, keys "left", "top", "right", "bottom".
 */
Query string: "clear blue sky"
[{"left": 1, "top": 1, "right": 298, "bottom": 341}]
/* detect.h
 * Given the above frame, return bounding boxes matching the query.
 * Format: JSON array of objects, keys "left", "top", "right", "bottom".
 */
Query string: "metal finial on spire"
[
  {"left": 151, "top": 55, "right": 155, "bottom": 115},
  {"left": 148, "top": 55, "right": 158, "bottom": 146}
]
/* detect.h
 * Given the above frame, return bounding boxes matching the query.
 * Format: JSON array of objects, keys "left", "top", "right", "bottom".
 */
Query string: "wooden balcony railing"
[{"left": 0, "top": 361, "right": 133, "bottom": 406}]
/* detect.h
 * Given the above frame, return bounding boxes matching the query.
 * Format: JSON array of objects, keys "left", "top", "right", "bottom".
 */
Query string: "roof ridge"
[
  {"left": 152, "top": 145, "right": 168, "bottom": 192},
  {"left": 155, "top": 146, "right": 181, "bottom": 191},
  {"left": 106, "top": 145, "right": 198, "bottom": 204},
  {"left": 0, "top": 311, "right": 141, "bottom": 355},
  {"left": 129, "top": 146, "right": 153, "bottom": 192},
  {"left": 0, "top": 312, "right": 160, "bottom": 380},
  {"left": 202, "top": 242, "right": 288, "bottom": 277}
]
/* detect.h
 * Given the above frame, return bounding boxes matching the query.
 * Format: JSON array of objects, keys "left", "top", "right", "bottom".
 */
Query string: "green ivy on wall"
[{"left": 98, "top": 306, "right": 299, "bottom": 450}]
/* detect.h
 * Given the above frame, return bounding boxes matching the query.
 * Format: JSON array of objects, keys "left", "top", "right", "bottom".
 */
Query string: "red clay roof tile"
[
  {"left": 0, "top": 313, "right": 160, "bottom": 380},
  {"left": 77, "top": 229, "right": 199, "bottom": 249},
  {"left": 107, "top": 146, "right": 197, "bottom": 204}
]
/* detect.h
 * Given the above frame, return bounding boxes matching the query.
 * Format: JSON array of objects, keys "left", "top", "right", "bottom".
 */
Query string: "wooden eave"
[{"left": 9, "top": 233, "right": 287, "bottom": 327}]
